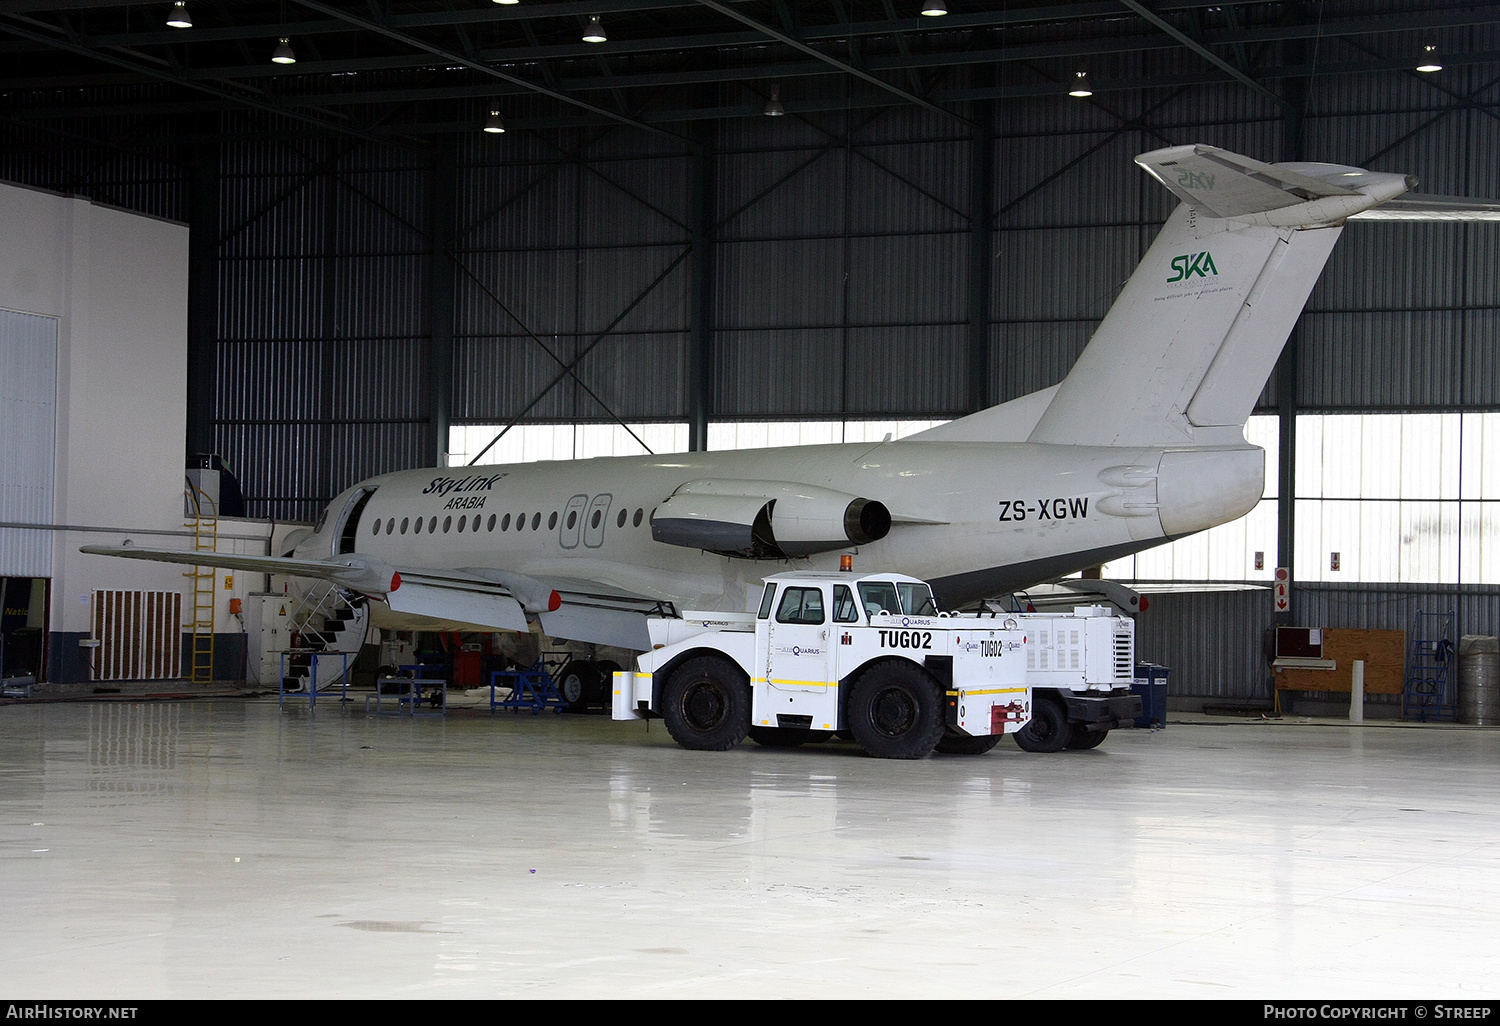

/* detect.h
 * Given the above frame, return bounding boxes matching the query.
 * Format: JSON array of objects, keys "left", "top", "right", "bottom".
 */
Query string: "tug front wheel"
[
  {"left": 846, "top": 662, "right": 946, "bottom": 759},
  {"left": 660, "top": 656, "right": 751, "bottom": 751}
]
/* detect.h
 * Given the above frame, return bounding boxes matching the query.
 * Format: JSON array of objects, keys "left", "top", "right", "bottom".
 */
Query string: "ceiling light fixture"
[
  {"left": 484, "top": 110, "right": 506, "bottom": 134},
  {"left": 582, "top": 15, "right": 607, "bottom": 43},
  {"left": 492, "top": 0, "right": 520, "bottom": 4},
  {"left": 764, "top": 84, "right": 785, "bottom": 117},
  {"left": 1416, "top": 45, "right": 1442, "bottom": 73},
  {"left": 921, "top": 0, "right": 947, "bottom": 15},
  {"left": 1068, "top": 71, "right": 1093, "bottom": 97},
  {"left": 271, "top": 37, "right": 296, "bottom": 64},
  {"left": 166, "top": 1, "right": 192, "bottom": 28}
]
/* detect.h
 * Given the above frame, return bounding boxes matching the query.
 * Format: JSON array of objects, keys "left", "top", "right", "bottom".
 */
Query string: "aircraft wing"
[
  {"left": 1348, "top": 196, "right": 1500, "bottom": 221},
  {"left": 78, "top": 544, "right": 664, "bottom": 646}
]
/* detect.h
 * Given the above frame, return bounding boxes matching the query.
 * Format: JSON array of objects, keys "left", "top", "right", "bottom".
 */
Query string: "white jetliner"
[{"left": 85, "top": 145, "right": 1484, "bottom": 654}]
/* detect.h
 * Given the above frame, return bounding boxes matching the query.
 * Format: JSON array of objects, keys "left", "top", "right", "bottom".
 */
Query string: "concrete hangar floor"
[{"left": 1, "top": 696, "right": 1497, "bottom": 1000}]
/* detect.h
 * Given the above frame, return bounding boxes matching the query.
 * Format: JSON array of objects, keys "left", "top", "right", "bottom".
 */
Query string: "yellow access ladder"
[{"left": 184, "top": 482, "right": 218, "bottom": 684}]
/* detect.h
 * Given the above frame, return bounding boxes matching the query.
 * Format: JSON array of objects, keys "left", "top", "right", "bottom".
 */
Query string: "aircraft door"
[
  {"left": 560, "top": 494, "right": 588, "bottom": 549},
  {"left": 583, "top": 493, "right": 612, "bottom": 548},
  {"left": 335, "top": 488, "right": 376, "bottom": 555}
]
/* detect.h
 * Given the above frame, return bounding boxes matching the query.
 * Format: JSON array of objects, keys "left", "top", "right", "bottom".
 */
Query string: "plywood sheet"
[{"left": 1273, "top": 628, "right": 1406, "bottom": 694}]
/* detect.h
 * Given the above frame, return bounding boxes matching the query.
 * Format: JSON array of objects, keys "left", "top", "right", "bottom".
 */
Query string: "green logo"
[{"left": 1168, "top": 252, "right": 1218, "bottom": 283}]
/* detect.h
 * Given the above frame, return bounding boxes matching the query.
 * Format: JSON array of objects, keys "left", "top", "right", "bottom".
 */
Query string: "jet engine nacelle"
[{"left": 651, "top": 479, "right": 891, "bottom": 558}]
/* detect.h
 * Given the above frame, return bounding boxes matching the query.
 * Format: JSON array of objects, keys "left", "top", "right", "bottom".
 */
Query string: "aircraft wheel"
[
  {"left": 846, "top": 662, "right": 946, "bottom": 759},
  {"left": 1066, "top": 727, "right": 1109, "bottom": 750},
  {"left": 661, "top": 656, "right": 751, "bottom": 751},
  {"left": 1014, "top": 696, "right": 1073, "bottom": 753},
  {"left": 935, "top": 732, "right": 1002, "bottom": 755},
  {"left": 558, "top": 661, "right": 602, "bottom": 713}
]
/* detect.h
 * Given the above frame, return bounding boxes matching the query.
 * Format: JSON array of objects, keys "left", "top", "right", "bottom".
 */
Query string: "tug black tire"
[
  {"left": 935, "top": 732, "right": 1002, "bottom": 755},
  {"left": 1066, "top": 727, "right": 1109, "bottom": 750},
  {"left": 661, "top": 656, "right": 751, "bottom": 751},
  {"left": 846, "top": 662, "right": 946, "bottom": 759},
  {"left": 1013, "top": 695, "right": 1073, "bottom": 753}
]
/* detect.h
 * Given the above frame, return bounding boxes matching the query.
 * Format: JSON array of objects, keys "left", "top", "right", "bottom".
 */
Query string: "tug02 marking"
[
  {"left": 998, "top": 497, "right": 1090, "bottom": 522},
  {"left": 879, "top": 629, "right": 933, "bottom": 650}
]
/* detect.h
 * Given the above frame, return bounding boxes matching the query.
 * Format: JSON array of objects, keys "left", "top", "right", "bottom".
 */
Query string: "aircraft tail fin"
[{"left": 1025, "top": 145, "right": 1410, "bottom": 448}]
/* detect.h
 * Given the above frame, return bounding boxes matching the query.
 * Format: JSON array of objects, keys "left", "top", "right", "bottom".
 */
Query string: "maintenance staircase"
[
  {"left": 184, "top": 481, "right": 218, "bottom": 684},
  {"left": 1403, "top": 609, "right": 1457, "bottom": 722},
  {"left": 281, "top": 580, "right": 369, "bottom": 692}
]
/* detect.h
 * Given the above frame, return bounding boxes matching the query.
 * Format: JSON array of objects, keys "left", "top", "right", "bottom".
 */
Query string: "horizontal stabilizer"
[
  {"left": 1350, "top": 196, "right": 1500, "bottom": 221},
  {"left": 80, "top": 544, "right": 400, "bottom": 594},
  {"left": 1137, "top": 144, "right": 1356, "bottom": 219}
]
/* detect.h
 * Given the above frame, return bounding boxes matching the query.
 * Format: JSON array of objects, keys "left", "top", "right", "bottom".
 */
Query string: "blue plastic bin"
[{"left": 1132, "top": 663, "right": 1171, "bottom": 728}]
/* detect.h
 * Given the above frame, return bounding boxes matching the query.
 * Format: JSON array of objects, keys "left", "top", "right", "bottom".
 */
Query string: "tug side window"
[
  {"left": 776, "top": 587, "right": 825, "bottom": 625},
  {"left": 758, "top": 584, "right": 777, "bottom": 620},
  {"left": 833, "top": 585, "right": 860, "bottom": 623}
]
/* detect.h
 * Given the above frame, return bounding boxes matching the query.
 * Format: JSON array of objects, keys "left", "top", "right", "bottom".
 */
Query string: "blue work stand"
[
  {"left": 366, "top": 664, "right": 447, "bottom": 716},
  {"left": 489, "top": 661, "right": 564, "bottom": 714}
]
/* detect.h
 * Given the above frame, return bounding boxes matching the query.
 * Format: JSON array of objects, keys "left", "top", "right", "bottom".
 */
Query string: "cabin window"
[
  {"left": 457, "top": 515, "right": 467, "bottom": 532},
  {"left": 400, "top": 517, "right": 409, "bottom": 534},
  {"left": 776, "top": 587, "right": 825, "bottom": 625},
  {"left": 372, "top": 519, "right": 381, "bottom": 535},
  {"left": 548, "top": 511, "right": 558, "bottom": 530},
  {"left": 487, "top": 514, "right": 497, "bottom": 531},
  {"left": 757, "top": 584, "right": 776, "bottom": 620},
  {"left": 898, "top": 582, "right": 937, "bottom": 616},
  {"left": 833, "top": 585, "right": 860, "bottom": 623},
  {"left": 386, "top": 518, "right": 394, "bottom": 534},
  {"left": 591, "top": 510, "right": 602, "bottom": 529},
  {"left": 567, "top": 511, "right": 577, "bottom": 529},
  {"left": 515, "top": 513, "right": 525, "bottom": 531},
  {"left": 502, "top": 514, "right": 511, "bottom": 531},
  {"left": 634, "top": 508, "right": 644, "bottom": 527},
  {"left": 443, "top": 516, "right": 452, "bottom": 533},
  {"left": 617, "top": 509, "right": 626, "bottom": 528},
  {"left": 414, "top": 517, "right": 424, "bottom": 534},
  {"left": 531, "top": 512, "right": 541, "bottom": 530},
  {"left": 428, "top": 516, "right": 437, "bottom": 533},
  {"left": 857, "top": 581, "right": 899, "bottom": 617}
]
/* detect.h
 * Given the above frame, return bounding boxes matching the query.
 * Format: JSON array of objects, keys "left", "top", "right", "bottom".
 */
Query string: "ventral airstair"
[{"left": 281, "top": 580, "right": 370, "bottom": 693}]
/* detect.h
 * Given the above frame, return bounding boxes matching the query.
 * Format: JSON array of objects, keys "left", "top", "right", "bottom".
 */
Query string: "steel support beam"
[
  {"left": 688, "top": 118, "right": 715, "bottom": 452},
  {"left": 968, "top": 93, "right": 995, "bottom": 415},
  {"left": 185, "top": 118, "right": 218, "bottom": 461},
  {"left": 427, "top": 141, "right": 456, "bottom": 467}
]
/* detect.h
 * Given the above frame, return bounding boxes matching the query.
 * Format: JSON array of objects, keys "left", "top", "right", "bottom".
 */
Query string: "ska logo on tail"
[{"left": 1167, "top": 251, "right": 1218, "bottom": 283}]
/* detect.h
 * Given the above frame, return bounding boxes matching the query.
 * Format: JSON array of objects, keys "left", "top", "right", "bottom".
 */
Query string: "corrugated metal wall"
[{"left": 1, "top": 56, "right": 1496, "bottom": 671}]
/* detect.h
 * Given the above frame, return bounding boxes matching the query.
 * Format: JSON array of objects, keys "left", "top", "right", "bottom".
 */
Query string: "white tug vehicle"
[{"left": 612, "top": 565, "right": 1141, "bottom": 759}]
